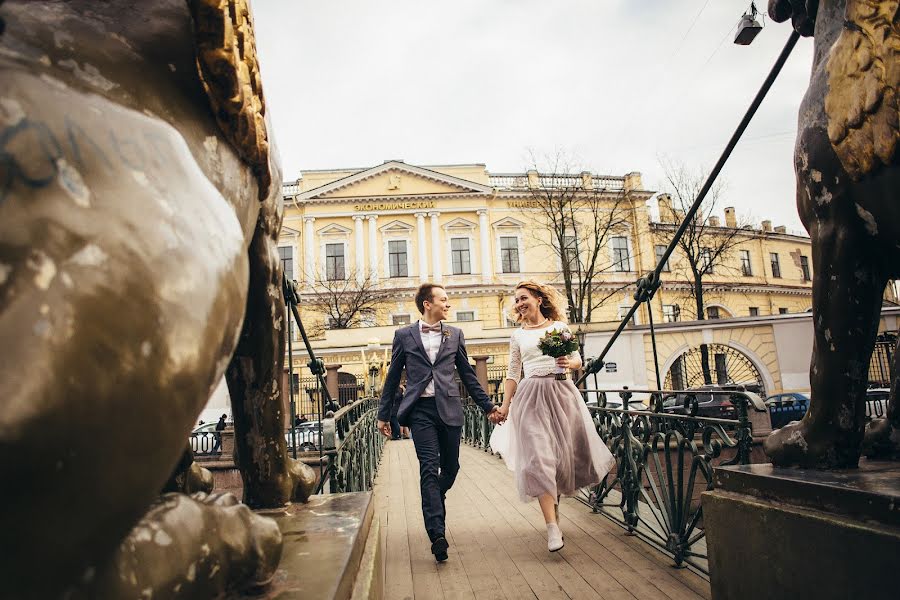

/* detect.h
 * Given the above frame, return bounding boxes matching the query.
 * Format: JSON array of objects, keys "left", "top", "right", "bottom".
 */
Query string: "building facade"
[{"left": 280, "top": 160, "right": 816, "bottom": 347}]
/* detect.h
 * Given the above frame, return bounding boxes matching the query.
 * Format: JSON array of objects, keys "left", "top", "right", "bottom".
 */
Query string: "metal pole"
[{"left": 286, "top": 295, "right": 298, "bottom": 459}]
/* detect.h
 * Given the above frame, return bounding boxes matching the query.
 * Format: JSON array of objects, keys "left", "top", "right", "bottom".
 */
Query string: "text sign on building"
[
  {"left": 605, "top": 362, "right": 617, "bottom": 373},
  {"left": 353, "top": 200, "right": 436, "bottom": 212}
]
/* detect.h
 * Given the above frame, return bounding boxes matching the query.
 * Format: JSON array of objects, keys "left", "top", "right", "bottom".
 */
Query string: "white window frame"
[
  {"left": 654, "top": 245, "right": 670, "bottom": 272},
  {"left": 448, "top": 235, "right": 475, "bottom": 276},
  {"left": 321, "top": 240, "right": 349, "bottom": 281},
  {"left": 379, "top": 220, "right": 415, "bottom": 280},
  {"left": 700, "top": 247, "right": 714, "bottom": 274},
  {"left": 492, "top": 219, "right": 527, "bottom": 275},
  {"left": 662, "top": 304, "right": 679, "bottom": 323},
  {"left": 610, "top": 235, "right": 633, "bottom": 273},
  {"left": 618, "top": 304, "right": 638, "bottom": 325},
  {"left": 384, "top": 237, "right": 412, "bottom": 279},
  {"left": 391, "top": 313, "right": 412, "bottom": 326},
  {"left": 278, "top": 244, "right": 296, "bottom": 281},
  {"left": 443, "top": 219, "right": 477, "bottom": 277},
  {"left": 455, "top": 310, "right": 477, "bottom": 322},
  {"left": 498, "top": 234, "right": 524, "bottom": 274},
  {"left": 740, "top": 249, "right": 753, "bottom": 276}
]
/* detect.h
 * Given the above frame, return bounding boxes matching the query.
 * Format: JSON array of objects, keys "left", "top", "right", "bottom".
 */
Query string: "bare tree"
[
  {"left": 654, "top": 160, "right": 752, "bottom": 384},
  {"left": 302, "top": 268, "right": 393, "bottom": 334},
  {"left": 524, "top": 154, "right": 636, "bottom": 323}
]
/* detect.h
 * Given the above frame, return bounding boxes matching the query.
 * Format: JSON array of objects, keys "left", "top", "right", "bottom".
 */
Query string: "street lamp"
[
  {"left": 734, "top": 2, "right": 764, "bottom": 45},
  {"left": 368, "top": 364, "right": 379, "bottom": 397},
  {"left": 575, "top": 326, "right": 587, "bottom": 358}
]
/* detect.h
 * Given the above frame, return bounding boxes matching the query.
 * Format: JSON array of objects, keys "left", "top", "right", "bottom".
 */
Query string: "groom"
[{"left": 377, "top": 283, "right": 501, "bottom": 562}]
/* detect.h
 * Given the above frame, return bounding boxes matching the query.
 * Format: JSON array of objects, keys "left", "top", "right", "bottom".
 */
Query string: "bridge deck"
[{"left": 373, "top": 440, "right": 711, "bottom": 600}]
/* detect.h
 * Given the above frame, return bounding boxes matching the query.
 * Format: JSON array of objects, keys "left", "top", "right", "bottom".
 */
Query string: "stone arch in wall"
[{"left": 661, "top": 342, "right": 773, "bottom": 395}]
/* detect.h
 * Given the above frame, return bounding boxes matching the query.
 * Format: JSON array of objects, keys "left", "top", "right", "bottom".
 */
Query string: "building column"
[
  {"left": 473, "top": 355, "right": 490, "bottom": 392},
  {"left": 303, "top": 216, "right": 315, "bottom": 284},
  {"left": 477, "top": 209, "right": 492, "bottom": 283},
  {"left": 324, "top": 363, "right": 342, "bottom": 406},
  {"left": 367, "top": 214, "right": 378, "bottom": 281},
  {"left": 353, "top": 215, "right": 366, "bottom": 284},
  {"left": 429, "top": 212, "right": 442, "bottom": 282},
  {"left": 415, "top": 212, "right": 428, "bottom": 283}
]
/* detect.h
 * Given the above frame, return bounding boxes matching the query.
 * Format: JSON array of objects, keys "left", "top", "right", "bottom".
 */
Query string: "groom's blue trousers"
[{"left": 409, "top": 397, "right": 461, "bottom": 542}]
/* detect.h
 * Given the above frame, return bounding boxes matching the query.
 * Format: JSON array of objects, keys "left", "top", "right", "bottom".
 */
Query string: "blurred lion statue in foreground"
[{"left": 0, "top": 1, "right": 314, "bottom": 597}]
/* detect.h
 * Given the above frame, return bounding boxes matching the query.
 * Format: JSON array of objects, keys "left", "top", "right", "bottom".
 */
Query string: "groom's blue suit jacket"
[{"left": 378, "top": 323, "right": 494, "bottom": 427}]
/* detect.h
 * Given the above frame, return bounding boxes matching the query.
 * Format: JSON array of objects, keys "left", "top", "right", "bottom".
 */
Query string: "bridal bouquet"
[{"left": 537, "top": 327, "right": 579, "bottom": 380}]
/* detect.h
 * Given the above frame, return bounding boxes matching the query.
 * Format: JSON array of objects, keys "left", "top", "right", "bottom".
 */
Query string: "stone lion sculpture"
[
  {"left": 763, "top": 0, "right": 900, "bottom": 468},
  {"left": 0, "top": 1, "right": 315, "bottom": 597}
]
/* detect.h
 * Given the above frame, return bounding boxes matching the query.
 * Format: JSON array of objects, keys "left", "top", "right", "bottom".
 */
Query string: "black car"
[{"left": 661, "top": 386, "right": 739, "bottom": 420}]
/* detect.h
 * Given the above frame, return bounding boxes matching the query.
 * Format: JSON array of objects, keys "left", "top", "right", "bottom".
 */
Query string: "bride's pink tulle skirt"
[{"left": 490, "top": 375, "right": 616, "bottom": 501}]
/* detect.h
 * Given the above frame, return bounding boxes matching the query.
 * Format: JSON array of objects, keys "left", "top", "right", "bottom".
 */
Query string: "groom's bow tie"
[{"left": 420, "top": 322, "right": 441, "bottom": 333}]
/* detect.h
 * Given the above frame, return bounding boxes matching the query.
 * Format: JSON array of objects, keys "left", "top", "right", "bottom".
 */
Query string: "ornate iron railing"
[
  {"left": 324, "top": 397, "right": 385, "bottom": 494},
  {"left": 461, "top": 386, "right": 756, "bottom": 578},
  {"left": 463, "top": 400, "right": 497, "bottom": 452},
  {"left": 578, "top": 388, "right": 753, "bottom": 576}
]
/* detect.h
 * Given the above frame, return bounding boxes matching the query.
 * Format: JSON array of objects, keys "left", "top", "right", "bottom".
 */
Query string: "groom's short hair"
[{"left": 415, "top": 283, "right": 443, "bottom": 314}]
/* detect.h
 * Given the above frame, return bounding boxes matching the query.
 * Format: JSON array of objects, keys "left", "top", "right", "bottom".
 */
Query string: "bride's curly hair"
[{"left": 513, "top": 280, "right": 567, "bottom": 324}]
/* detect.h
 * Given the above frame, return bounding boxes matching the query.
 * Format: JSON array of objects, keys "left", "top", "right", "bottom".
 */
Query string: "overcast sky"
[{"left": 253, "top": 0, "right": 814, "bottom": 232}]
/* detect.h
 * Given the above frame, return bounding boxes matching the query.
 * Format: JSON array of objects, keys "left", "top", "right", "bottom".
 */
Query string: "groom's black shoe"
[{"left": 431, "top": 536, "right": 449, "bottom": 562}]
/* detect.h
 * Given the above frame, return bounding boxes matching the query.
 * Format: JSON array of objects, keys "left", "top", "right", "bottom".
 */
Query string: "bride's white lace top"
[{"left": 506, "top": 321, "right": 582, "bottom": 382}]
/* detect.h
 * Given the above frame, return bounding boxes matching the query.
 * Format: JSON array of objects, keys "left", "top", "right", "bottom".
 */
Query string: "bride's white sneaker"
[{"left": 547, "top": 522, "right": 564, "bottom": 552}]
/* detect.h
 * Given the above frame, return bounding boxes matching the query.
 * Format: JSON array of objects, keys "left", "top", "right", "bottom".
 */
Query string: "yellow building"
[{"left": 279, "top": 160, "right": 815, "bottom": 347}]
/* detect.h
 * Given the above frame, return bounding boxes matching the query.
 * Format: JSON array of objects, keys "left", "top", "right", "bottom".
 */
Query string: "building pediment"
[
  {"left": 296, "top": 161, "right": 493, "bottom": 202},
  {"left": 443, "top": 217, "right": 477, "bottom": 231},
  {"left": 379, "top": 219, "right": 414, "bottom": 234},
  {"left": 317, "top": 223, "right": 352, "bottom": 236},
  {"left": 491, "top": 217, "right": 526, "bottom": 229}
]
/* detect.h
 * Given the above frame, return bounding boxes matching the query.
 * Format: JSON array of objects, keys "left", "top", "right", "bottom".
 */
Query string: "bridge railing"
[
  {"left": 461, "top": 386, "right": 760, "bottom": 578},
  {"left": 319, "top": 396, "right": 385, "bottom": 494}
]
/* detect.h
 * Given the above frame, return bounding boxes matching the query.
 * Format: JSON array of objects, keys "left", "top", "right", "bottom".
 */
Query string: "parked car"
[
  {"left": 765, "top": 389, "right": 890, "bottom": 428},
  {"left": 661, "top": 386, "right": 740, "bottom": 420},
  {"left": 586, "top": 397, "right": 646, "bottom": 411},
  {"left": 765, "top": 392, "right": 810, "bottom": 429},
  {"left": 286, "top": 421, "right": 322, "bottom": 451}
]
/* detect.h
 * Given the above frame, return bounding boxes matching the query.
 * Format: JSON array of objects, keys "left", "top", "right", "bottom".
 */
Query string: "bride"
[{"left": 491, "top": 281, "right": 615, "bottom": 552}]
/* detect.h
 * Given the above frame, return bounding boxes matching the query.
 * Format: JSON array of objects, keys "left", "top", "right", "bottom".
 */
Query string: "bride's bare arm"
[{"left": 502, "top": 378, "right": 517, "bottom": 412}]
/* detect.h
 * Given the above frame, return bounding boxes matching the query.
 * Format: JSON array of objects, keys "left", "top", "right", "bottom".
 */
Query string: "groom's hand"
[
  {"left": 487, "top": 407, "right": 502, "bottom": 424},
  {"left": 376, "top": 420, "right": 392, "bottom": 437}
]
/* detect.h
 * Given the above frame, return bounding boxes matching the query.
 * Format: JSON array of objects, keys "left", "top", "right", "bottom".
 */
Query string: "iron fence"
[
  {"left": 290, "top": 375, "right": 366, "bottom": 418},
  {"left": 460, "top": 386, "right": 756, "bottom": 578},
  {"left": 324, "top": 397, "right": 386, "bottom": 494},
  {"left": 869, "top": 332, "right": 896, "bottom": 387}
]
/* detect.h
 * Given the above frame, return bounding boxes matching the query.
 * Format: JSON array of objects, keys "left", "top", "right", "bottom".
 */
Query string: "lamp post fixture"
[
  {"left": 575, "top": 325, "right": 587, "bottom": 388},
  {"left": 575, "top": 325, "right": 587, "bottom": 358},
  {"left": 368, "top": 364, "right": 379, "bottom": 397}
]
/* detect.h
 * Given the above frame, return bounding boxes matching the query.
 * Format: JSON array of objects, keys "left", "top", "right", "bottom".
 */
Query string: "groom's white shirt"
[{"left": 418, "top": 319, "right": 441, "bottom": 396}]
